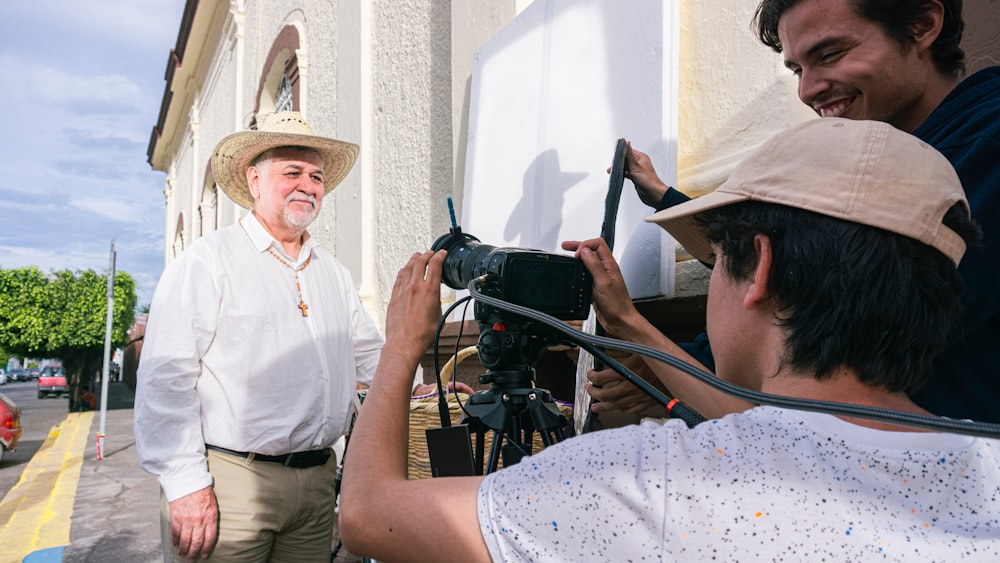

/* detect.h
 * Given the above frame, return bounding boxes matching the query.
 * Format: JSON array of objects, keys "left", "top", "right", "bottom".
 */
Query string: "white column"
[
  {"left": 296, "top": 49, "right": 309, "bottom": 117},
  {"left": 335, "top": 0, "right": 376, "bottom": 306},
  {"left": 189, "top": 102, "right": 201, "bottom": 242},
  {"left": 163, "top": 172, "right": 175, "bottom": 267},
  {"left": 231, "top": 0, "right": 247, "bottom": 225}
]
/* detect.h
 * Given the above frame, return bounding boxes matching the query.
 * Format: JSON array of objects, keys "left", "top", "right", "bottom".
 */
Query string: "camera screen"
[{"left": 504, "top": 258, "right": 579, "bottom": 313}]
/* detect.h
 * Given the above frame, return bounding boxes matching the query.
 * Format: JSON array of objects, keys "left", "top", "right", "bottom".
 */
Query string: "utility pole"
[{"left": 97, "top": 240, "right": 116, "bottom": 460}]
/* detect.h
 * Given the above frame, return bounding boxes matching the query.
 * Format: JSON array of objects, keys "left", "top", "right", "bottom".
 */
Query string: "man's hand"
[
  {"left": 385, "top": 251, "right": 448, "bottom": 362},
  {"left": 169, "top": 486, "right": 219, "bottom": 561},
  {"left": 607, "top": 141, "right": 669, "bottom": 208},
  {"left": 586, "top": 354, "right": 665, "bottom": 415},
  {"left": 392, "top": 252, "right": 476, "bottom": 396},
  {"left": 413, "top": 381, "right": 476, "bottom": 396},
  {"left": 561, "top": 238, "right": 642, "bottom": 337}
]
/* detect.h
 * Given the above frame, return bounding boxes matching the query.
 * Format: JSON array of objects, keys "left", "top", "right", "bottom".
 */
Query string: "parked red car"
[
  {"left": 37, "top": 366, "right": 69, "bottom": 399},
  {"left": 0, "top": 392, "right": 23, "bottom": 463}
]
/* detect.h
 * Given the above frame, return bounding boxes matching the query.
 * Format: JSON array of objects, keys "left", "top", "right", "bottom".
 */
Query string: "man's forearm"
[
  {"left": 339, "top": 351, "right": 418, "bottom": 553},
  {"left": 340, "top": 348, "right": 489, "bottom": 562},
  {"left": 614, "top": 312, "right": 753, "bottom": 419}
]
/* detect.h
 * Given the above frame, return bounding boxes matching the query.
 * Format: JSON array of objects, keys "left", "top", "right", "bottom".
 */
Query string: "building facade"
[{"left": 147, "top": 0, "right": 998, "bottom": 330}]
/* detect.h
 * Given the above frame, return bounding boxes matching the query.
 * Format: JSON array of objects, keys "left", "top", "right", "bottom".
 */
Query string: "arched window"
[
  {"left": 254, "top": 25, "right": 301, "bottom": 115},
  {"left": 275, "top": 73, "right": 294, "bottom": 112}
]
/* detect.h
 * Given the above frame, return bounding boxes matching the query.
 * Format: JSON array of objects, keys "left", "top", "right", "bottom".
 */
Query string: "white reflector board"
[{"left": 462, "top": 0, "right": 680, "bottom": 299}]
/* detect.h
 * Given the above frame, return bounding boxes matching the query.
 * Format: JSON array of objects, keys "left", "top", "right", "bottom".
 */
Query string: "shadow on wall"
[{"left": 504, "top": 149, "right": 587, "bottom": 252}]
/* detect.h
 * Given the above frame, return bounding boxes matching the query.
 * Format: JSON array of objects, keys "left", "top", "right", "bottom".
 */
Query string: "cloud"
[
  {"left": 0, "top": 0, "right": 184, "bottom": 308},
  {"left": 0, "top": 239, "right": 163, "bottom": 306},
  {"left": 32, "top": 67, "right": 150, "bottom": 115},
  {"left": 2, "top": 1, "right": 182, "bottom": 58},
  {"left": 0, "top": 240, "right": 108, "bottom": 274},
  {"left": 63, "top": 128, "right": 144, "bottom": 152},
  {"left": 69, "top": 195, "right": 149, "bottom": 224}
]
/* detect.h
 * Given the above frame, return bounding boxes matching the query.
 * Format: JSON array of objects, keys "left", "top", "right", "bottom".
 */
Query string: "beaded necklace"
[{"left": 266, "top": 247, "right": 313, "bottom": 317}]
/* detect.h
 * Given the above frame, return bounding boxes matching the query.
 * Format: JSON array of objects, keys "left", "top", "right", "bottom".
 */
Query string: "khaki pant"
[{"left": 160, "top": 448, "right": 338, "bottom": 562}]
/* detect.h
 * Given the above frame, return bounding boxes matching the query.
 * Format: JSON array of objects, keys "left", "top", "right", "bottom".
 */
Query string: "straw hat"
[{"left": 211, "top": 111, "right": 359, "bottom": 209}]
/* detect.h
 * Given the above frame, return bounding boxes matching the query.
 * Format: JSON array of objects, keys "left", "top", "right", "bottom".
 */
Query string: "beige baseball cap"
[{"left": 646, "top": 118, "right": 969, "bottom": 266}]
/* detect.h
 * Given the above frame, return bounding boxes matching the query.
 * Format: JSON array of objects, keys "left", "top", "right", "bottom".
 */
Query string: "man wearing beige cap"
[
  {"left": 339, "top": 119, "right": 1000, "bottom": 561},
  {"left": 595, "top": 0, "right": 1000, "bottom": 427},
  {"left": 135, "top": 112, "right": 443, "bottom": 561}
]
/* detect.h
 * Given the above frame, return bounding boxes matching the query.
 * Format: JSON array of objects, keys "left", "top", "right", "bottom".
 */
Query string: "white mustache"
[{"left": 287, "top": 194, "right": 316, "bottom": 208}]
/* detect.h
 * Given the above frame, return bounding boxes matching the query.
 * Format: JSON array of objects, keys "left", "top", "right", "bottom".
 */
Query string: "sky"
[{"left": 0, "top": 1, "right": 187, "bottom": 307}]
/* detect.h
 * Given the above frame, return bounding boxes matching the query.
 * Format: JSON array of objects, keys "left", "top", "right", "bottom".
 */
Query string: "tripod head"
[
  {"left": 455, "top": 304, "right": 570, "bottom": 472},
  {"left": 474, "top": 306, "right": 561, "bottom": 375}
]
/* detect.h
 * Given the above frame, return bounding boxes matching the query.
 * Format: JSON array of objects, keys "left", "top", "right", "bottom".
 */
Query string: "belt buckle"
[{"left": 282, "top": 453, "right": 296, "bottom": 467}]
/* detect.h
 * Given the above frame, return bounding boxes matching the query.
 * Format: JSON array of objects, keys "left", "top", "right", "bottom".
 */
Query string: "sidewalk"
[
  {"left": 61, "top": 388, "right": 162, "bottom": 562},
  {"left": 1, "top": 382, "right": 162, "bottom": 563},
  {"left": 2, "top": 382, "right": 362, "bottom": 563}
]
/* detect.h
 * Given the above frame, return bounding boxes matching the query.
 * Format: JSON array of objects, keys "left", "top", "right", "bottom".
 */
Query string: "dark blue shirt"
[
  {"left": 910, "top": 66, "right": 1000, "bottom": 423},
  {"left": 657, "top": 67, "right": 1000, "bottom": 422}
]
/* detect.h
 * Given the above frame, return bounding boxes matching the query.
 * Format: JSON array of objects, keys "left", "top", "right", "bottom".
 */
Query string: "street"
[
  {"left": 0, "top": 379, "right": 359, "bottom": 562},
  {"left": 0, "top": 379, "right": 164, "bottom": 562},
  {"left": 0, "top": 378, "right": 70, "bottom": 499}
]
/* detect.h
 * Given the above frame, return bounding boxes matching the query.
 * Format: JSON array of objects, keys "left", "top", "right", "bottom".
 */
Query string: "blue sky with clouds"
[{"left": 0, "top": 1, "right": 186, "bottom": 306}]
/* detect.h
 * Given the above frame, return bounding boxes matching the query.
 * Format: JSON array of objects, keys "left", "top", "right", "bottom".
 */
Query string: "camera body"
[{"left": 431, "top": 228, "right": 592, "bottom": 321}]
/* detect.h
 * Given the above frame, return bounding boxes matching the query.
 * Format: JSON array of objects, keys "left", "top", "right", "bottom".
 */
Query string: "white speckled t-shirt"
[{"left": 477, "top": 406, "right": 1000, "bottom": 561}]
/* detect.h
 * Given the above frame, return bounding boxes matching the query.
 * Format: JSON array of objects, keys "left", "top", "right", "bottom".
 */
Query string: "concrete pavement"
[
  {"left": 0, "top": 383, "right": 161, "bottom": 563},
  {"left": 0, "top": 382, "right": 363, "bottom": 563}
]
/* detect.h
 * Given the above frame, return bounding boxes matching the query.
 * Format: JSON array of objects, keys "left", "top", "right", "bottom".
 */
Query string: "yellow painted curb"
[{"left": 0, "top": 411, "right": 94, "bottom": 561}]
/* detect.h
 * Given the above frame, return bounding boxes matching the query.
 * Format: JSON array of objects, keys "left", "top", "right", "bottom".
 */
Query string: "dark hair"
[
  {"left": 696, "top": 201, "right": 978, "bottom": 393},
  {"left": 754, "top": 0, "right": 965, "bottom": 78}
]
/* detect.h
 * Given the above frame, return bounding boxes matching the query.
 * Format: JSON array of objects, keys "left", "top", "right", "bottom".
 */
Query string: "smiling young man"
[
  {"left": 754, "top": 0, "right": 1000, "bottom": 424},
  {"left": 595, "top": 1, "right": 1000, "bottom": 425},
  {"left": 759, "top": 0, "right": 962, "bottom": 130},
  {"left": 340, "top": 119, "right": 1000, "bottom": 561}
]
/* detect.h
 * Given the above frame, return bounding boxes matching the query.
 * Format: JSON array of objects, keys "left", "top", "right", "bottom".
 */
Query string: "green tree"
[{"left": 0, "top": 266, "right": 137, "bottom": 410}]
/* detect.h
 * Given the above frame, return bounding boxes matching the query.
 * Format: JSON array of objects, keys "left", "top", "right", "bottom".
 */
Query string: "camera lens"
[{"left": 431, "top": 230, "right": 496, "bottom": 290}]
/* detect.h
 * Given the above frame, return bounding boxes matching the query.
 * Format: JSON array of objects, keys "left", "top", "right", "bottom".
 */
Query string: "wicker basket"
[{"left": 405, "top": 346, "right": 573, "bottom": 479}]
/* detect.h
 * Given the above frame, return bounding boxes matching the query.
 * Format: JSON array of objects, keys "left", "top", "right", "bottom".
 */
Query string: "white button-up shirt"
[{"left": 135, "top": 213, "right": 383, "bottom": 501}]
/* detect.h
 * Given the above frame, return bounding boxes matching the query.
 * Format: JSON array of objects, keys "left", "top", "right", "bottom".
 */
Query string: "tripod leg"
[
  {"left": 486, "top": 430, "right": 504, "bottom": 474},
  {"left": 526, "top": 392, "right": 567, "bottom": 448},
  {"left": 538, "top": 426, "right": 564, "bottom": 447}
]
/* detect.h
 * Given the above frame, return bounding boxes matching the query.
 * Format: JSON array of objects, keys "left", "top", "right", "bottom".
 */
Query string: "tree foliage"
[{"left": 0, "top": 266, "right": 137, "bottom": 410}]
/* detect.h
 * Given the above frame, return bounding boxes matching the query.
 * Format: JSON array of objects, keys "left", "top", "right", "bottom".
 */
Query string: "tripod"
[
  {"left": 445, "top": 308, "right": 569, "bottom": 475},
  {"left": 461, "top": 367, "right": 567, "bottom": 474}
]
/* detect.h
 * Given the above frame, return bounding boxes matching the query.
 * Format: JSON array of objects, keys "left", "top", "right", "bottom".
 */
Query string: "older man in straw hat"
[{"left": 135, "top": 111, "right": 442, "bottom": 561}]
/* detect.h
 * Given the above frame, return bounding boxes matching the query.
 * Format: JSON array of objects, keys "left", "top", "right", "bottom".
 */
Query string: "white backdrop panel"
[{"left": 462, "top": 0, "right": 679, "bottom": 299}]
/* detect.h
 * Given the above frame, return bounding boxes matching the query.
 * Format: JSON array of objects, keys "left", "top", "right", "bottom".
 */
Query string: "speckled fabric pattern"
[{"left": 478, "top": 406, "right": 1000, "bottom": 561}]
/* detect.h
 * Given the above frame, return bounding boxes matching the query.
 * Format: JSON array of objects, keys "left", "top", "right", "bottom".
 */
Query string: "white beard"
[{"left": 284, "top": 195, "right": 319, "bottom": 229}]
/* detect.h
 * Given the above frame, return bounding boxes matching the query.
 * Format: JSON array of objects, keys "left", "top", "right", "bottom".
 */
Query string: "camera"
[{"left": 431, "top": 227, "right": 592, "bottom": 321}]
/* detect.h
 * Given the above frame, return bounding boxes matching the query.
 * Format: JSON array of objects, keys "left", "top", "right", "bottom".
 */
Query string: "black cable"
[
  {"left": 466, "top": 277, "right": 1000, "bottom": 439},
  {"left": 580, "top": 342, "right": 705, "bottom": 428},
  {"left": 433, "top": 296, "right": 475, "bottom": 426},
  {"left": 449, "top": 299, "right": 473, "bottom": 415}
]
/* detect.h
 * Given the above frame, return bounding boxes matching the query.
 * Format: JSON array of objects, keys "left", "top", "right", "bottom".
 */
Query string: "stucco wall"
[
  {"left": 152, "top": 0, "right": 996, "bottom": 329},
  {"left": 151, "top": 0, "right": 802, "bottom": 329},
  {"left": 677, "top": 2, "right": 812, "bottom": 198},
  {"left": 368, "top": 1, "right": 454, "bottom": 319},
  {"left": 963, "top": 0, "right": 1000, "bottom": 73}
]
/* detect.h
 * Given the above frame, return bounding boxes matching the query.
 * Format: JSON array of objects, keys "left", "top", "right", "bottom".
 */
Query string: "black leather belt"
[{"left": 206, "top": 444, "right": 332, "bottom": 468}]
